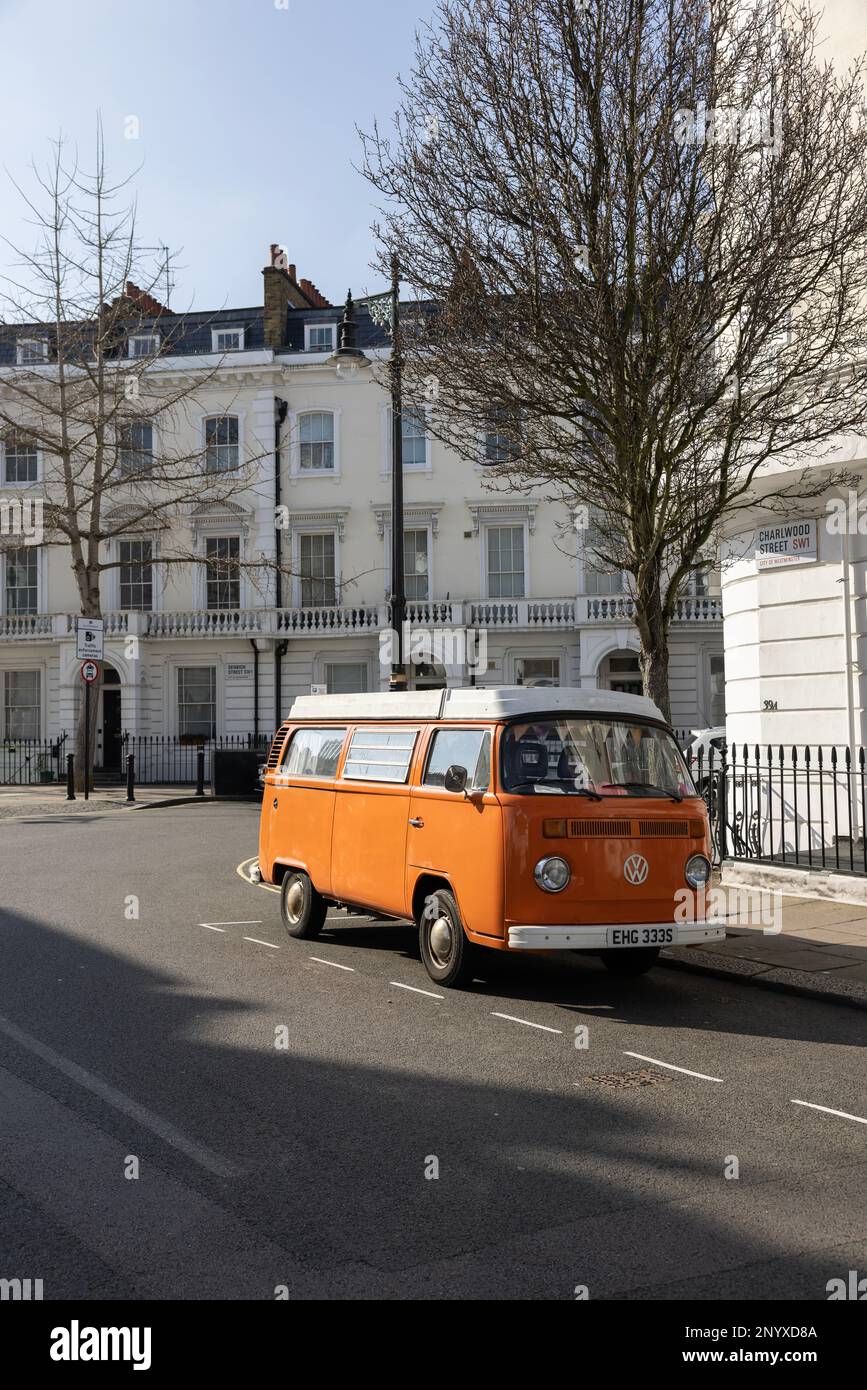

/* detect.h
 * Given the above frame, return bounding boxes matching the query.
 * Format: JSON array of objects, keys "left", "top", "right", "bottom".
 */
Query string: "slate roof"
[{"left": 0, "top": 297, "right": 434, "bottom": 364}]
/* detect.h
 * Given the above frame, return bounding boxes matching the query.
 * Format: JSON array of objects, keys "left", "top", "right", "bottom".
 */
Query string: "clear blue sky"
[{"left": 0, "top": 0, "right": 439, "bottom": 312}]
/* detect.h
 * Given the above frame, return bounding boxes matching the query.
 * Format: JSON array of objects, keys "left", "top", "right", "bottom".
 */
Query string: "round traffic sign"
[{"left": 81, "top": 660, "right": 100, "bottom": 683}]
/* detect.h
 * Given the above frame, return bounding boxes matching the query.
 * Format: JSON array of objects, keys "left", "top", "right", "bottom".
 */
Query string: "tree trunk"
[
  {"left": 635, "top": 584, "right": 673, "bottom": 724},
  {"left": 74, "top": 668, "right": 102, "bottom": 793},
  {"left": 72, "top": 582, "right": 103, "bottom": 793}
]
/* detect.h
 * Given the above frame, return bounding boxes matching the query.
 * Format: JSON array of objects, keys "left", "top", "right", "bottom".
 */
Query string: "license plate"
[{"left": 606, "top": 926, "right": 674, "bottom": 948}]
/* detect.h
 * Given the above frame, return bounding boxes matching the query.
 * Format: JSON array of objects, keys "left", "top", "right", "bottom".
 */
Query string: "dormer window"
[
  {"left": 16, "top": 338, "right": 47, "bottom": 366},
  {"left": 129, "top": 334, "right": 160, "bottom": 359},
  {"left": 212, "top": 327, "right": 244, "bottom": 353},
  {"left": 305, "top": 324, "right": 335, "bottom": 353}
]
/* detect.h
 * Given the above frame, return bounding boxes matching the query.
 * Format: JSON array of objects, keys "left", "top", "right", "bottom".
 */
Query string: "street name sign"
[{"left": 756, "top": 519, "right": 817, "bottom": 569}]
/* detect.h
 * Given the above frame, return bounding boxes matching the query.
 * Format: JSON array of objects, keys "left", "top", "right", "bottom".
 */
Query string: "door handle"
[
  {"left": 273, "top": 798, "right": 278, "bottom": 809},
  {"left": 409, "top": 817, "right": 424, "bottom": 828}
]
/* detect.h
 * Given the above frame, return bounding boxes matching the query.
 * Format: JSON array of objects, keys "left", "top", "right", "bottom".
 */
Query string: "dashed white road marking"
[
  {"left": 243, "top": 937, "right": 281, "bottom": 950},
  {"left": 309, "top": 957, "right": 355, "bottom": 972},
  {"left": 623, "top": 1051, "right": 724, "bottom": 1083},
  {"left": 389, "top": 981, "right": 443, "bottom": 1000},
  {"left": 792, "top": 1099, "right": 867, "bottom": 1127},
  {"left": 492, "top": 1012, "right": 563, "bottom": 1035},
  {"left": 199, "top": 924, "right": 226, "bottom": 934},
  {"left": 0, "top": 1011, "right": 237, "bottom": 1178}
]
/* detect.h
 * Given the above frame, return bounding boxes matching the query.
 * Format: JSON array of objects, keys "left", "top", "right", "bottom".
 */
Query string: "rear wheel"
[
  {"left": 599, "top": 947, "right": 660, "bottom": 977},
  {"left": 418, "top": 888, "right": 475, "bottom": 988},
  {"left": 280, "top": 870, "right": 327, "bottom": 940}
]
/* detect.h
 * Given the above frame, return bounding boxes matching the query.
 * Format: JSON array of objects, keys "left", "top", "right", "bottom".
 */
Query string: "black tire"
[
  {"left": 418, "top": 887, "right": 476, "bottom": 988},
  {"left": 280, "top": 870, "right": 327, "bottom": 940},
  {"left": 599, "top": 947, "right": 660, "bottom": 977}
]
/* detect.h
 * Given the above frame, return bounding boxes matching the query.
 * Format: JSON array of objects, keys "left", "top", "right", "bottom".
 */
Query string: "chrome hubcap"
[
  {"left": 429, "top": 915, "right": 453, "bottom": 966},
  {"left": 285, "top": 879, "right": 304, "bottom": 924}
]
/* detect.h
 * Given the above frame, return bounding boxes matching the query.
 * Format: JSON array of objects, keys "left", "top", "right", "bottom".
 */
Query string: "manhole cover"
[{"left": 582, "top": 1067, "right": 672, "bottom": 1089}]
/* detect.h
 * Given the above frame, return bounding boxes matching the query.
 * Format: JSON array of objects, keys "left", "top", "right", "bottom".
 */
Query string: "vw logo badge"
[{"left": 623, "top": 854, "right": 649, "bottom": 885}]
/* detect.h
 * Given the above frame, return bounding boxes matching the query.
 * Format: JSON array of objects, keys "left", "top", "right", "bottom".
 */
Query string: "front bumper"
[{"left": 507, "top": 922, "right": 726, "bottom": 951}]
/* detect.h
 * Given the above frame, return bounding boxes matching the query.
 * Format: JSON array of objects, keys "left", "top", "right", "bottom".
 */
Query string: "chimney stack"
[{"left": 263, "top": 245, "right": 320, "bottom": 348}]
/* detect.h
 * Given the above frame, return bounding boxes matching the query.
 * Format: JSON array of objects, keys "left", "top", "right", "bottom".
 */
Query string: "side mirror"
[{"left": 444, "top": 764, "right": 468, "bottom": 795}]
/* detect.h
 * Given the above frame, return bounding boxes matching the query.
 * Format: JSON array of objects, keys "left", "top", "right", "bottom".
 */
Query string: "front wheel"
[
  {"left": 418, "top": 888, "right": 476, "bottom": 988},
  {"left": 599, "top": 947, "right": 660, "bottom": 977},
  {"left": 280, "top": 870, "right": 327, "bottom": 940}
]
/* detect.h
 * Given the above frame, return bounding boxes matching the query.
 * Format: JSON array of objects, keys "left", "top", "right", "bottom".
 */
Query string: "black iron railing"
[
  {"left": 683, "top": 742, "right": 867, "bottom": 877},
  {"left": 119, "top": 733, "right": 274, "bottom": 785},
  {"left": 0, "top": 735, "right": 67, "bottom": 786}
]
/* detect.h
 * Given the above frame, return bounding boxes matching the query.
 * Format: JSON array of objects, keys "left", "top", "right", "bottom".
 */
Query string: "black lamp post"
[{"left": 388, "top": 253, "right": 407, "bottom": 691}]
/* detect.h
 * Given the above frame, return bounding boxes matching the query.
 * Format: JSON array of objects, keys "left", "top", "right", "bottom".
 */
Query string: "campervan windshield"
[{"left": 501, "top": 716, "right": 696, "bottom": 798}]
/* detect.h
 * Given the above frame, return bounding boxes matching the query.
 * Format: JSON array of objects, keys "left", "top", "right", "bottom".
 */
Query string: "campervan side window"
[
  {"left": 342, "top": 728, "right": 417, "bottom": 783},
  {"left": 281, "top": 727, "right": 347, "bottom": 779},
  {"left": 424, "top": 729, "right": 492, "bottom": 790}
]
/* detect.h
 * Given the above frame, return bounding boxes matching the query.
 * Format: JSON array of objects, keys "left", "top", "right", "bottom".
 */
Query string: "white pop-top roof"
[{"left": 286, "top": 686, "right": 666, "bottom": 725}]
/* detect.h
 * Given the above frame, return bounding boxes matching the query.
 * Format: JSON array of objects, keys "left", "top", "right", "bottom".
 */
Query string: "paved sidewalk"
[
  {"left": 0, "top": 784, "right": 219, "bottom": 820},
  {"left": 663, "top": 889, "right": 867, "bottom": 1009}
]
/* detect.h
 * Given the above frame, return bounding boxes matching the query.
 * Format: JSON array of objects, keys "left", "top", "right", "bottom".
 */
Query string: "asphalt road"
[{"left": 0, "top": 802, "right": 865, "bottom": 1300}]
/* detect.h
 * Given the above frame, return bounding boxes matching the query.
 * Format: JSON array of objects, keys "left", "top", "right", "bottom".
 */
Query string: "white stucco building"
[
  {"left": 720, "top": 0, "right": 867, "bottom": 756},
  {"left": 0, "top": 252, "right": 724, "bottom": 777}
]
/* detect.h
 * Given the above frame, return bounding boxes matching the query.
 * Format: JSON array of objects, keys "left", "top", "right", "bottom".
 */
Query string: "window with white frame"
[
  {"left": 305, "top": 324, "right": 335, "bottom": 352},
  {"left": 325, "top": 662, "right": 369, "bottom": 694},
  {"left": 4, "top": 669, "right": 40, "bottom": 738},
  {"left": 16, "top": 339, "right": 47, "bottom": 366},
  {"left": 483, "top": 409, "right": 518, "bottom": 465},
  {"left": 205, "top": 536, "right": 240, "bottom": 609},
  {"left": 3, "top": 437, "right": 38, "bottom": 483},
  {"left": 707, "top": 653, "right": 726, "bottom": 725},
  {"left": 204, "top": 415, "right": 240, "bottom": 473},
  {"left": 483, "top": 429, "right": 514, "bottom": 464},
  {"left": 211, "top": 327, "right": 244, "bottom": 352},
  {"left": 128, "top": 334, "right": 160, "bottom": 358},
  {"left": 583, "top": 513, "right": 624, "bottom": 595},
  {"left": 687, "top": 565, "right": 711, "bottom": 597},
  {"left": 118, "top": 420, "right": 154, "bottom": 477},
  {"left": 177, "top": 666, "right": 216, "bottom": 739},
  {"left": 487, "top": 525, "right": 525, "bottom": 598},
  {"left": 119, "top": 539, "right": 153, "bottom": 611},
  {"left": 299, "top": 533, "right": 336, "bottom": 606},
  {"left": 4, "top": 547, "right": 38, "bottom": 614},
  {"left": 515, "top": 656, "right": 561, "bottom": 686},
  {"left": 401, "top": 407, "right": 428, "bottom": 468},
  {"left": 404, "top": 528, "right": 430, "bottom": 601},
  {"left": 299, "top": 412, "right": 335, "bottom": 471}
]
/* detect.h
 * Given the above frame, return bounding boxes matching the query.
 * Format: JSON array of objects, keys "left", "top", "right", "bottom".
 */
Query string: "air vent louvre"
[
  {"left": 266, "top": 721, "right": 291, "bottom": 768},
  {"left": 568, "top": 819, "right": 633, "bottom": 837},
  {"left": 638, "top": 820, "right": 689, "bottom": 836}
]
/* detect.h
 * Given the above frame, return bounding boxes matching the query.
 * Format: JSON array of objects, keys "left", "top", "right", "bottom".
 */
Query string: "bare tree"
[
  {"left": 0, "top": 130, "right": 261, "bottom": 787},
  {"left": 361, "top": 0, "right": 867, "bottom": 718}
]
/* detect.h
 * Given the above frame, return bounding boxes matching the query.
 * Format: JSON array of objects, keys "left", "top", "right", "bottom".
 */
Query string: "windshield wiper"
[
  {"left": 507, "top": 780, "right": 603, "bottom": 800},
  {"left": 543, "top": 779, "right": 604, "bottom": 800},
  {"left": 611, "top": 781, "right": 683, "bottom": 803}
]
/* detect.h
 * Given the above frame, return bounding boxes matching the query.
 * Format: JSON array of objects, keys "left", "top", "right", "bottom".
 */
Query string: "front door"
[{"left": 99, "top": 688, "right": 123, "bottom": 772}]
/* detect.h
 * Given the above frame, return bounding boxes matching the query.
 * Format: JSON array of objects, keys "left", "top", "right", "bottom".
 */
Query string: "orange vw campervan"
[{"left": 258, "top": 687, "right": 723, "bottom": 987}]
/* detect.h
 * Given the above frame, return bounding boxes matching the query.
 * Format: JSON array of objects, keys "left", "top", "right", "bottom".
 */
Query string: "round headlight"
[
  {"left": 685, "top": 854, "right": 711, "bottom": 888},
  {"left": 534, "top": 855, "right": 571, "bottom": 893}
]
